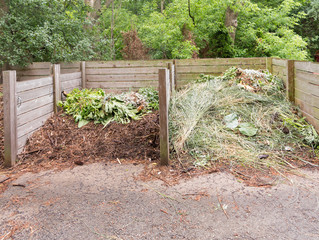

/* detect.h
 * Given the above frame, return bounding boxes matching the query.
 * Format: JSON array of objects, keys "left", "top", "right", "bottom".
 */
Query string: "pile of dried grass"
[{"left": 169, "top": 68, "right": 319, "bottom": 172}]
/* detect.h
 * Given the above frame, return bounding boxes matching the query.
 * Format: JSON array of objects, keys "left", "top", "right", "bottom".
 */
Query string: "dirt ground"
[{"left": 1, "top": 162, "right": 319, "bottom": 239}]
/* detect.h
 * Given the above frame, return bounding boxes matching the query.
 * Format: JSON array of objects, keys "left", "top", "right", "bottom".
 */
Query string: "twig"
[
  {"left": 116, "top": 158, "right": 122, "bottom": 164},
  {"left": 217, "top": 194, "right": 229, "bottom": 219},
  {"left": 12, "top": 184, "right": 26, "bottom": 188},
  {"left": 0, "top": 177, "right": 10, "bottom": 184}
]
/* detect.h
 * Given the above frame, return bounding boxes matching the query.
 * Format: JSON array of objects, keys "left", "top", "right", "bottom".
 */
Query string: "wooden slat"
[
  {"left": 86, "top": 74, "right": 159, "bottom": 82},
  {"left": 299, "top": 110, "right": 319, "bottom": 131},
  {"left": 10, "top": 62, "right": 51, "bottom": 70},
  {"left": 17, "top": 113, "right": 52, "bottom": 139},
  {"left": 16, "top": 76, "right": 52, "bottom": 93},
  {"left": 60, "top": 72, "right": 81, "bottom": 82},
  {"left": 295, "top": 98, "right": 313, "bottom": 116},
  {"left": 272, "top": 58, "right": 287, "bottom": 67},
  {"left": 86, "top": 67, "right": 162, "bottom": 75},
  {"left": 176, "top": 65, "right": 265, "bottom": 74},
  {"left": 17, "top": 69, "right": 51, "bottom": 76},
  {"left": 295, "top": 89, "right": 311, "bottom": 105},
  {"left": 175, "top": 58, "right": 266, "bottom": 66},
  {"left": 295, "top": 79, "right": 319, "bottom": 96},
  {"left": 60, "top": 62, "right": 80, "bottom": 69},
  {"left": 295, "top": 70, "right": 319, "bottom": 85},
  {"left": 86, "top": 60, "right": 171, "bottom": 68},
  {"left": 86, "top": 81, "right": 158, "bottom": 89},
  {"left": 17, "top": 103, "right": 53, "bottom": 127},
  {"left": 17, "top": 84, "right": 53, "bottom": 103},
  {"left": 61, "top": 78, "right": 81, "bottom": 90},
  {"left": 18, "top": 134, "right": 29, "bottom": 153},
  {"left": 295, "top": 61, "right": 319, "bottom": 73},
  {"left": 17, "top": 94, "right": 53, "bottom": 116}
]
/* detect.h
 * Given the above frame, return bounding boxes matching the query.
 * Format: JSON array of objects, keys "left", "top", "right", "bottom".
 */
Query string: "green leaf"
[
  {"left": 239, "top": 123, "right": 258, "bottom": 137},
  {"left": 78, "top": 119, "right": 90, "bottom": 128},
  {"left": 224, "top": 113, "right": 239, "bottom": 130}
]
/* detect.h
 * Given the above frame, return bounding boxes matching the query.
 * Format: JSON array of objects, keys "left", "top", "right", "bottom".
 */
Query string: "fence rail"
[{"left": 2, "top": 57, "right": 319, "bottom": 167}]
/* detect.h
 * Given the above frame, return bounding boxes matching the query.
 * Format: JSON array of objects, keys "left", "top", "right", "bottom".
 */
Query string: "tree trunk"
[
  {"left": 160, "top": 0, "right": 164, "bottom": 14},
  {"left": 225, "top": 6, "right": 238, "bottom": 44},
  {"left": 85, "top": 0, "right": 102, "bottom": 19}
]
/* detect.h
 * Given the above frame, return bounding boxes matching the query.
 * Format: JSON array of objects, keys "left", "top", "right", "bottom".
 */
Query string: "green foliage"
[
  {"left": 0, "top": 0, "right": 94, "bottom": 67},
  {"left": 138, "top": 87, "right": 159, "bottom": 110},
  {"left": 58, "top": 88, "right": 141, "bottom": 128},
  {"left": 59, "top": 87, "right": 159, "bottom": 128}
]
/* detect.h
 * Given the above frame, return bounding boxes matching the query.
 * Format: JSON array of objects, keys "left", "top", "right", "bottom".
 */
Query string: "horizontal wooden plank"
[
  {"left": 18, "top": 134, "right": 29, "bottom": 153},
  {"left": 17, "top": 94, "right": 53, "bottom": 116},
  {"left": 272, "top": 58, "right": 287, "bottom": 67},
  {"left": 10, "top": 62, "right": 51, "bottom": 70},
  {"left": 17, "top": 112, "right": 52, "bottom": 139},
  {"left": 175, "top": 57, "right": 266, "bottom": 66},
  {"left": 86, "top": 60, "right": 172, "bottom": 68},
  {"left": 17, "top": 103, "right": 53, "bottom": 127},
  {"left": 60, "top": 72, "right": 81, "bottom": 82},
  {"left": 295, "top": 89, "right": 311, "bottom": 105},
  {"left": 299, "top": 110, "right": 319, "bottom": 131},
  {"left": 86, "top": 67, "right": 163, "bottom": 75},
  {"left": 61, "top": 78, "right": 81, "bottom": 90},
  {"left": 60, "top": 62, "right": 80, "bottom": 69},
  {"left": 86, "top": 81, "right": 158, "bottom": 89},
  {"left": 176, "top": 65, "right": 265, "bottom": 74},
  {"left": 176, "top": 73, "right": 221, "bottom": 81},
  {"left": 61, "top": 69, "right": 81, "bottom": 74},
  {"left": 295, "top": 70, "right": 319, "bottom": 85},
  {"left": 86, "top": 74, "right": 159, "bottom": 82},
  {"left": 295, "top": 79, "right": 319, "bottom": 96},
  {"left": 295, "top": 61, "right": 319, "bottom": 74},
  {"left": 17, "top": 76, "right": 51, "bottom": 81},
  {"left": 17, "top": 84, "right": 53, "bottom": 103},
  {"left": 16, "top": 76, "right": 53, "bottom": 93},
  {"left": 295, "top": 98, "right": 314, "bottom": 116},
  {"left": 272, "top": 65, "right": 287, "bottom": 76},
  {"left": 17, "top": 69, "right": 51, "bottom": 76}
]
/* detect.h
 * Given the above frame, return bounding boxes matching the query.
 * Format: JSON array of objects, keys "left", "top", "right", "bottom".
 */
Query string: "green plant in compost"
[
  {"left": 58, "top": 88, "right": 149, "bottom": 128},
  {"left": 138, "top": 87, "right": 159, "bottom": 110},
  {"left": 169, "top": 67, "right": 319, "bottom": 171}
]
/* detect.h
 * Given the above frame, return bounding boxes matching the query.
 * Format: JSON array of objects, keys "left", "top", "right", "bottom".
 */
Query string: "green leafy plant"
[
  {"left": 138, "top": 87, "right": 159, "bottom": 110},
  {"left": 58, "top": 88, "right": 142, "bottom": 128}
]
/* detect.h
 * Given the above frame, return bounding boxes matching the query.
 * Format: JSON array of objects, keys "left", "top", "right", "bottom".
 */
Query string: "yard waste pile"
[
  {"left": 169, "top": 67, "right": 319, "bottom": 172},
  {"left": 59, "top": 87, "right": 159, "bottom": 128},
  {"left": 12, "top": 87, "right": 160, "bottom": 169}
]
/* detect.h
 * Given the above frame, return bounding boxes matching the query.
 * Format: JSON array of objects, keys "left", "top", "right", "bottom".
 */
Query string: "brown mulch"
[{"left": 17, "top": 112, "right": 160, "bottom": 171}]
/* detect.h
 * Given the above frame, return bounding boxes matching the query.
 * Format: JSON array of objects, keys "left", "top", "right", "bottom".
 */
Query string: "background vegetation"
[{"left": 0, "top": 0, "right": 318, "bottom": 67}]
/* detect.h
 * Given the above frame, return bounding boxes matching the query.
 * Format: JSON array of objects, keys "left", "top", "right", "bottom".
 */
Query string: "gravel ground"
[{"left": 1, "top": 163, "right": 319, "bottom": 240}]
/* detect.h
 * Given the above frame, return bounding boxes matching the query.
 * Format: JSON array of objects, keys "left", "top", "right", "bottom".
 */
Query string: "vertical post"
[
  {"left": 266, "top": 57, "right": 273, "bottom": 74},
  {"left": 173, "top": 59, "right": 177, "bottom": 89},
  {"left": 81, "top": 61, "right": 86, "bottom": 89},
  {"left": 3, "top": 71, "right": 17, "bottom": 167},
  {"left": 168, "top": 63, "right": 175, "bottom": 94},
  {"left": 53, "top": 64, "right": 61, "bottom": 113},
  {"left": 287, "top": 60, "right": 295, "bottom": 103},
  {"left": 159, "top": 69, "right": 170, "bottom": 165}
]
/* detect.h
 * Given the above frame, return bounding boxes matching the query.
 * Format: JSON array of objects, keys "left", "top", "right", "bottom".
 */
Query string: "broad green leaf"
[
  {"left": 78, "top": 119, "right": 90, "bottom": 128},
  {"left": 224, "top": 113, "right": 239, "bottom": 130},
  {"left": 239, "top": 123, "right": 258, "bottom": 137}
]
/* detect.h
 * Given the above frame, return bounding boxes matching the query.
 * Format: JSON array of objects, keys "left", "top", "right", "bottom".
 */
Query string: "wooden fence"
[
  {"left": 3, "top": 65, "right": 82, "bottom": 167},
  {"left": 2, "top": 57, "right": 319, "bottom": 167}
]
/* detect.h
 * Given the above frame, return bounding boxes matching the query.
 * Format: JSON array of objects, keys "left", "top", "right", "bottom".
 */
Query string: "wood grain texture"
[
  {"left": 3, "top": 71, "right": 17, "bottom": 167},
  {"left": 16, "top": 76, "right": 52, "bottom": 93},
  {"left": 60, "top": 72, "right": 81, "bottom": 82},
  {"left": 81, "top": 61, "right": 86, "bottom": 89},
  {"left": 86, "top": 60, "right": 171, "bottom": 68},
  {"left": 17, "top": 94, "right": 53, "bottom": 116},
  {"left": 295, "top": 61, "right": 319, "bottom": 73},
  {"left": 158, "top": 69, "right": 170, "bottom": 166},
  {"left": 287, "top": 60, "right": 295, "bottom": 102},
  {"left": 17, "top": 84, "right": 53, "bottom": 103},
  {"left": 272, "top": 58, "right": 287, "bottom": 67},
  {"left": 53, "top": 64, "right": 61, "bottom": 113},
  {"left": 17, "top": 103, "right": 53, "bottom": 127},
  {"left": 86, "top": 74, "right": 159, "bottom": 82}
]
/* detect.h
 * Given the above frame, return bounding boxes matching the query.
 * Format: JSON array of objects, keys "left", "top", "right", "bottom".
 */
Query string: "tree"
[{"left": 0, "top": 0, "right": 95, "bottom": 67}]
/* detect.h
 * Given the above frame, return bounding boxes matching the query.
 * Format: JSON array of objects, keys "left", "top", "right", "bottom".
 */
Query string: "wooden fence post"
[
  {"left": 287, "top": 60, "right": 295, "bottom": 103},
  {"left": 81, "top": 61, "right": 86, "bottom": 89},
  {"left": 168, "top": 63, "right": 175, "bottom": 94},
  {"left": 266, "top": 57, "right": 273, "bottom": 74},
  {"left": 3, "top": 71, "right": 17, "bottom": 167},
  {"left": 159, "top": 68, "right": 170, "bottom": 165},
  {"left": 53, "top": 64, "right": 61, "bottom": 113}
]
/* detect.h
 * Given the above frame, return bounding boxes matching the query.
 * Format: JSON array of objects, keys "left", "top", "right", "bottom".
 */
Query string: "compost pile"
[
  {"left": 18, "top": 88, "right": 160, "bottom": 169},
  {"left": 0, "top": 85, "right": 3, "bottom": 167},
  {"left": 170, "top": 67, "right": 319, "bottom": 173}
]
